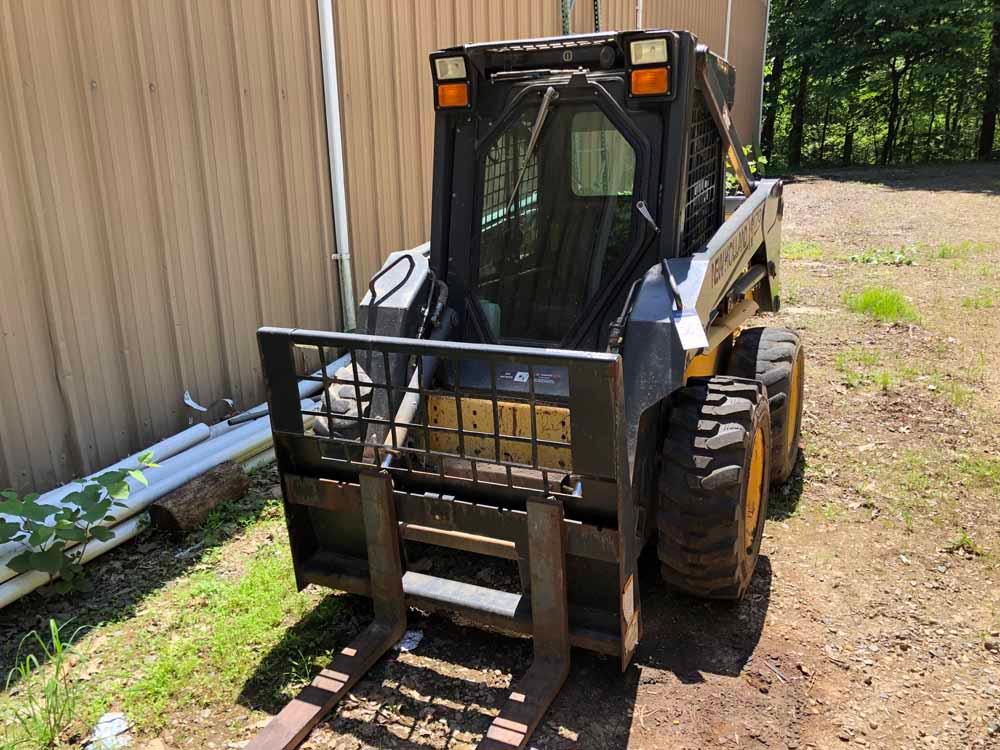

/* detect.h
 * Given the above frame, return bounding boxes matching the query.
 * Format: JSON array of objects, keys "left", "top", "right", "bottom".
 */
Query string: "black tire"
[
  {"left": 657, "top": 376, "right": 771, "bottom": 600},
  {"left": 728, "top": 327, "right": 804, "bottom": 484}
]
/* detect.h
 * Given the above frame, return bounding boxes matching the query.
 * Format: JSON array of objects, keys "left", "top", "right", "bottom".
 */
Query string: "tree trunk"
[
  {"left": 818, "top": 97, "right": 832, "bottom": 163},
  {"left": 924, "top": 96, "right": 937, "bottom": 162},
  {"left": 149, "top": 461, "right": 250, "bottom": 532},
  {"left": 843, "top": 127, "right": 855, "bottom": 165},
  {"left": 761, "top": 51, "right": 786, "bottom": 161},
  {"left": 880, "top": 64, "right": 904, "bottom": 165},
  {"left": 787, "top": 60, "right": 810, "bottom": 168},
  {"left": 979, "top": 0, "right": 1000, "bottom": 160}
]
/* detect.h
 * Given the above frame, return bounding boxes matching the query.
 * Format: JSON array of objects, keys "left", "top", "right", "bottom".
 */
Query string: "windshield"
[{"left": 475, "top": 103, "right": 637, "bottom": 343}]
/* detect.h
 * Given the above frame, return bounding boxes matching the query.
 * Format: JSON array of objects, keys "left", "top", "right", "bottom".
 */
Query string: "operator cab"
[{"left": 428, "top": 31, "right": 734, "bottom": 351}]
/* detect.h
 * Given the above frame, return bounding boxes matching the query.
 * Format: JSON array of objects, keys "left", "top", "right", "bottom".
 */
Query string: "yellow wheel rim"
[
  {"left": 786, "top": 353, "right": 803, "bottom": 457},
  {"left": 745, "top": 427, "right": 766, "bottom": 550}
]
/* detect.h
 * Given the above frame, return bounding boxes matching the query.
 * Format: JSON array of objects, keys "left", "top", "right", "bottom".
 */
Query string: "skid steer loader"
[{"left": 250, "top": 29, "right": 804, "bottom": 750}]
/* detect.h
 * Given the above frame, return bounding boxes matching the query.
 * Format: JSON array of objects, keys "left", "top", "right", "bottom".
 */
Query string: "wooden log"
[{"left": 149, "top": 461, "right": 250, "bottom": 532}]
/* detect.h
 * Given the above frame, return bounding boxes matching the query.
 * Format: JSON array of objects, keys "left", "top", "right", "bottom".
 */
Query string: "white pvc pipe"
[
  {"left": 0, "top": 417, "right": 267, "bottom": 584},
  {"left": 317, "top": 0, "right": 357, "bottom": 330},
  {"left": 0, "top": 513, "right": 148, "bottom": 610},
  {"left": 0, "top": 397, "right": 319, "bottom": 588}
]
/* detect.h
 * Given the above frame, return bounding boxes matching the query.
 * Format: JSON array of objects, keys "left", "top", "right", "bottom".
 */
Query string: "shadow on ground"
[
  {"left": 785, "top": 162, "right": 1000, "bottom": 196},
  {"left": 238, "top": 550, "right": 772, "bottom": 748},
  {"left": 0, "top": 466, "right": 282, "bottom": 678},
  {"left": 768, "top": 451, "right": 807, "bottom": 521}
]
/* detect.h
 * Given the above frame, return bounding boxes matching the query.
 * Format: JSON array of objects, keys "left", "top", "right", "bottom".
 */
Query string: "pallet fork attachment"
[{"left": 250, "top": 328, "right": 636, "bottom": 750}]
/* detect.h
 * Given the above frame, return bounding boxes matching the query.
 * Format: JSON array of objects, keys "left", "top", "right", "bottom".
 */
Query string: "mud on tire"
[
  {"left": 656, "top": 376, "right": 771, "bottom": 600},
  {"left": 728, "top": 327, "right": 805, "bottom": 484}
]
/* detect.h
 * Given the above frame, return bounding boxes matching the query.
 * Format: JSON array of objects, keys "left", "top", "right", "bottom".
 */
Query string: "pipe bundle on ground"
[{"left": 0, "top": 355, "right": 347, "bottom": 609}]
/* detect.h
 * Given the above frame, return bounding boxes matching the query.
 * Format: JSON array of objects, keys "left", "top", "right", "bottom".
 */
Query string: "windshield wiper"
[{"left": 506, "top": 86, "right": 558, "bottom": 213}]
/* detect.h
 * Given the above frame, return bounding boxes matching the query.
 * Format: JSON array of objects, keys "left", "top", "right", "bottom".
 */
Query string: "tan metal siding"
[
  {"left": 334, "top": 1, "right": 767, "bottom": 301},
  {"left": 0, "top": 0, "right": 337, "bottom": 492},
  {"left": 726, "top": 0, "right": 769, "bottom": 149}
]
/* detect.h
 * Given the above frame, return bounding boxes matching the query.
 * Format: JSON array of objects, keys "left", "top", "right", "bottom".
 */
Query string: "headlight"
[
  {"left": 630, "top": 39, "right": 668, "bottom": 66},
  {"left": 435, "top": 56, "right": 467, "bottom": 81}
]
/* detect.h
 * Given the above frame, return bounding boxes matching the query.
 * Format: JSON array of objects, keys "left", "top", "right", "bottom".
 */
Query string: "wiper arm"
[{"left": 506, "top": 86, "right": 558, "bottom": 213}]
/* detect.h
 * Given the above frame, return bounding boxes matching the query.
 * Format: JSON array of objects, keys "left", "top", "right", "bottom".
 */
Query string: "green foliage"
[
  {"left": 0, "top": 453, "right": 156, "bottom": 593},
  {"left": 763, "top": 0, "right": 997, "bottom": 168},
  {"left": 945, "top": 529, "right": 986, "bottom": 556},
  {"left": 2, "top": 620, "right": 83, "bottom": 749},
  {"left": 961, "top": 288, "right": 997, "bottom": 309},
  {"left": 726, "top": 144, "right": 768, "bottom": 194},
  {"left": 844, "top": 286, "right": 919, "bottom": 322},
  {"left": 849, "top": 247, "right": 915, "bottom": 266}
]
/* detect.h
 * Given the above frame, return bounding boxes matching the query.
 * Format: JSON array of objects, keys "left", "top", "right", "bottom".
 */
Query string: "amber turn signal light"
[
  {"left": 437, "top": 82, "right": 469, "bottom": 108},
  {"left": 630, "top": 67, "right": 669, "bottom": 96}
]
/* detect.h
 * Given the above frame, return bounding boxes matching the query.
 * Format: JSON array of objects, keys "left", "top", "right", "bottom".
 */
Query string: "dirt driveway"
[{"left": 1, "top": 164, "right": 998, "bottom": 750}]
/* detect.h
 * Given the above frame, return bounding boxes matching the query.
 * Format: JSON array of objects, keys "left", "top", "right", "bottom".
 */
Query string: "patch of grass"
[
  {"left": 929, "top": 241, "right": 991, "bottom": 260},
  {"left": 899, "top": 451, "right": 934, "bottom": 495},
  {"left": 944, "top": 530, "right": 985, "bottom": 557},
  {"left": 783, "top": 240, "right": 824, "bottom": 261},
  {"left": 961, "top": 288, "right": 997, "bottom": 310},
  {"left": 835, "top": 348, "right": 881, "bottom": 388},
  {"left": 2, "top": 620, "right": 83, "bottom": 749},
  {"left": 957, "top": 455, "right": 1000, "bottom": 489},
  {"left": 844, "top": 286, "right": 918, "bottom": 324},
  {"left": 121, "top": 541, "right": 333, "bottom": 729},
  {"left": 849, "top": 247, "right": 915, "bottom": 266},
  {"left": 927, "top": 374, "right": 973, "bottom": 408}
]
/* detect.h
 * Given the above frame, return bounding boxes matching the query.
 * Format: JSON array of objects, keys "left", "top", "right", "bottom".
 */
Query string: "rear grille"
[{"left": 682, "top": 93, "right": 723, "bottom": 255}]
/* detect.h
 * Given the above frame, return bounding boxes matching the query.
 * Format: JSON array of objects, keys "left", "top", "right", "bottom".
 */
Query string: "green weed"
[
  {"left": 844, "top": 287, "right": 918, "bottom": 323},
  {"left": 931, "top": 241, "right": 991, "bottom": 260},
  {"left": 783, "top": 241, "right": 824, "bottom": 261},
  {"left": 835, "top": 348, "right": 880, "bottom": 388},
  {"left": 945, "top": 530, "right": 985, "bottom": 557},
  {"left": 874, "top": 370, "right": 893, "bottom": 391},
  {"left": 961, "top": 288, "right": 997, "bottom": 310},
  {"left": 3, "top": 620, "right": 83, "bottom": 749},
  {"left": 849, "top": 247, "right": 914, "bottom": 266},
  {"left": 957, "top": 455, "right": 1000, "bottom": 488}
]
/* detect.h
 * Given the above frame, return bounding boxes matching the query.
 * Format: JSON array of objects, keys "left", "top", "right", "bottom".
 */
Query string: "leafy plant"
[
  {"left": 945, "top": 530, "right": 985, "bottom": 557},
  {"left": 726, "top": 144, "right": 767, "bottom": 194},
  {"left": 3, "top": 620, "right": 83, "bottom": 749},
  {"left": 0, "top": 452, "right": 157, "bottom": 593},
  {"left": 848, "top": 247, "right": 914, "bottom": 266}
]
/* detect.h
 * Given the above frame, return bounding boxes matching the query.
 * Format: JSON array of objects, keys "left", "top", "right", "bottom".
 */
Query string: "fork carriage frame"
[{"left": 250, "top": 327, "right": 639, "bottom": 750}]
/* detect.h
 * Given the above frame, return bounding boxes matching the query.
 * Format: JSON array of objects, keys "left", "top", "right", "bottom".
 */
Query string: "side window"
[{"left": 571, "top": 111, "right": 636, "bottom": 197}]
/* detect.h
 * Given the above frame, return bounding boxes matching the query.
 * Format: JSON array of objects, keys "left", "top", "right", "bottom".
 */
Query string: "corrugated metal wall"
[
  {"left": 334, "top": 0, "right": 768, "bottom": 297},
  {"left": 0, "top": 0, "right": 338, "bottom": 492}
]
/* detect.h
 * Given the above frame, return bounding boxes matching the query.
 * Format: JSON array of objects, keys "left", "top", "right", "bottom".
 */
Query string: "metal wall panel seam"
[
  {"left": 180, "top": 0, "right": 242, "bottom": 403},
  {"left": 63, "top": 0, "right": 145, "bottom": 461},
  {"left": 264, "top": 0, "right": 306, "bottom": 329},
  {"left": 125, "top": 0, "right": 193, "bottom": 430}
]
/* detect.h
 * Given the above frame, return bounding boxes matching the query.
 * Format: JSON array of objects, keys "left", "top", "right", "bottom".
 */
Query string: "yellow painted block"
[{"left": 426, "top": 395, "right": 572, "bottom": 470}]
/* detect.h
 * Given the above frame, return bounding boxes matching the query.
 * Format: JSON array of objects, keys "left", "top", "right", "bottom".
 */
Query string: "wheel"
[
  {"left": 728, "top": 327, "right": 804, "bottom": 484},
  {"left": 657, "top": 376, "right": 771, "bottom": 600}
]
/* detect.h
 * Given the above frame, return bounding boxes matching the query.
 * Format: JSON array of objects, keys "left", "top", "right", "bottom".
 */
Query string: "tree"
[{"left": 979, "top": 0, "right": 1000, "bottom": 159}]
